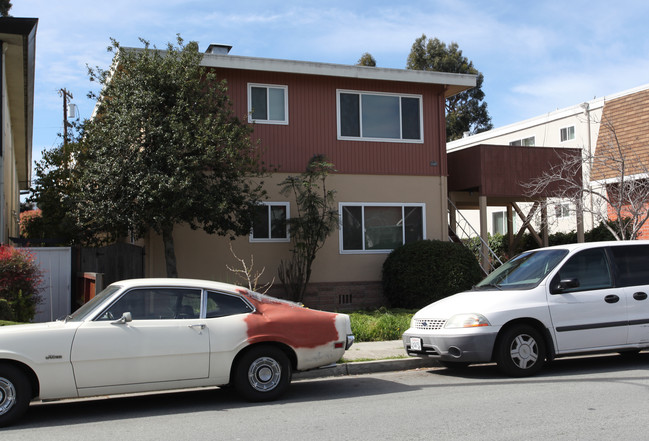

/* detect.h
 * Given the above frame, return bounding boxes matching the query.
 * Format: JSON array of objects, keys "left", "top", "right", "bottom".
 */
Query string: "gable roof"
[{"left": 591, "top": 88, "right": 649, "bottom": 182}]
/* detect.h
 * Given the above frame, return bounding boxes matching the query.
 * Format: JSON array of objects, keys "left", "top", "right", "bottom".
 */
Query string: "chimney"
[{"left": 206, "top": 44, "right": 232, "bottom": 55}]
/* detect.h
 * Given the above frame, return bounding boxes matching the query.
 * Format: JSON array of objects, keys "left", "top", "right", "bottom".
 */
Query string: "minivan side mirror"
[{"left": 550, "top": 278, "right": 580, "bottom": 294}]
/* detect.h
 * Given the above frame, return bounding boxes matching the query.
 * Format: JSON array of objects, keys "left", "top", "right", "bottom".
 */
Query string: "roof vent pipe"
[{"left": 205, "top": 44, "right": 232, "bottom": 55}]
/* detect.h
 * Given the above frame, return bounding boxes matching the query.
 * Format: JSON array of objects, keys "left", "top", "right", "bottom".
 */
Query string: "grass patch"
[
  {"left": 348, "top": 307, "right": 415, "bottom": 342},
  {"left": 0, "top": 320, "right": 20, "bottom": 326}
]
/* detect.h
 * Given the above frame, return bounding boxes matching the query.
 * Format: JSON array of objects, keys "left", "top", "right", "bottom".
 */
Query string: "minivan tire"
[{"left": 496, "top": 325, "right": 546, "bottom": 377}]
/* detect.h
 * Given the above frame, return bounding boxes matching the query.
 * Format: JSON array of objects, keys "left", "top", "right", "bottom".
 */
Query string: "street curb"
[{"left": 293, "top": 357, "right": 440, "bottom": 380}]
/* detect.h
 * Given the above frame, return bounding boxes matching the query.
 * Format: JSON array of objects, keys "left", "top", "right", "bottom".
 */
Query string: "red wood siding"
[
  {"left": 209, "top": 67, "right": 446, "bottom": 176},
  {"left": 448, "top": 144, "right": 583, "bottom": 198}
]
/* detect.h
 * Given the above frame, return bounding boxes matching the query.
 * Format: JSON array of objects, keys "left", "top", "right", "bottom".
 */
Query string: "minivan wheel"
[
  {"left": 496, "top": 325, "right": 546, "bottom": 377},
  {"left": 0, "top": 364, "right": 32, "bottom": 427}
]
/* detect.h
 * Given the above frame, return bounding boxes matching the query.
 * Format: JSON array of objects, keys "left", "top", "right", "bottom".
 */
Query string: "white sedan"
[{"left": 0, "top": 278, "right": 354, "bottom": 426}]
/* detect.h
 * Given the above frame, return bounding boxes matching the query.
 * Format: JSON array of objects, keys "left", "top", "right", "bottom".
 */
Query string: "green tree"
[
  {"left": 78, "top": 36, "right": 266, "bottom": 277},
  {"left": 357, "top": 52, "right": 376, "bottom": 67},
  {"left": 407, "top": 34, "right": 493, "bottom": 141},
  {"left": 26, "top": 138, "right": 85, "bottom": 245},
  {"left": 278, "top": 155, "right": 338, "bottom": 303},
  {"left": 0, "top": 0, "right": 12, "bottom": 17}
]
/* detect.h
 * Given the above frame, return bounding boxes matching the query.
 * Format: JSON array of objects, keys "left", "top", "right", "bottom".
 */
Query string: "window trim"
[
  {"left": 560, "top": 125, "right": 575, "bottom": 143},
  {"left": 338, "top": 202, "right": 426, "bottom": 254},
  {"left": 247, "top": 83, "right": 289, "bottom": 125},
  {"left": 336, "top": 89, "right": 424, "bottom": 143},
  {"left": 250, "top": 202, "right": 290, "bottom": 243}
]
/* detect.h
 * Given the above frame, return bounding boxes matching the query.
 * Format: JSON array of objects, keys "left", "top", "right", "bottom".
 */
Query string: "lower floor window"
[
  {"left": 340, "top": 203, "right": 425, "bottom": 252},
  {"left": 251, "top": 202, "right": 289, "bottom": 242}
]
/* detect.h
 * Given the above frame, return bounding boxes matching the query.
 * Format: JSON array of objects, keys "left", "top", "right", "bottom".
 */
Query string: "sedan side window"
[
  {"left": 206, "top": 291, "right": 253, "bottom": 318},
  {"left": 553, "top": 248, "right": 612, "bottom": 293},
  {"left": 98, "top": 288, "right": 202, "bottom": 320}
]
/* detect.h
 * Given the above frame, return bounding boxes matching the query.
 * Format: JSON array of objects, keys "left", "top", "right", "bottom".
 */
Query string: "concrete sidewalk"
[{"left": 293, "top": 340, "right": 439, "bottom": 380}]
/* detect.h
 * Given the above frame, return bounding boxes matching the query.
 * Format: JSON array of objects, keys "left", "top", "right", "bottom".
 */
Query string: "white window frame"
[
  {"left": 339, "top": 202, "right": 426, "bottom": 254},
  {"left": 247, "top": 83, "right": 289, "bottom": 125},
  {"left": 250, "top": 202, "right": 290, "bottom": 243},
  {"left": 509, "top": 136, "right": 535, "bottom": 146},
  {"left": 336, "top": 89, "right": 424, "bottom": 143},
  {"left": 555, "top": 202, "right": 571, "bottom": 219},
  {"left": 560, "top": 126, "right": 575, "bottom": 143}
]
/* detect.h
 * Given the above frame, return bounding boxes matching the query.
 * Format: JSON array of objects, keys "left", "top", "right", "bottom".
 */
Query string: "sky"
[{"left": 12, "top": 0, "right": 649, "bottom": 172}]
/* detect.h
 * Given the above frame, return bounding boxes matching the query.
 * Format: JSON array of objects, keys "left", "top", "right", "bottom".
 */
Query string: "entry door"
[
  {"left": 71, "top": 288, "right": 209, "bottom": 389},
  {"left": 547, "top": 248, "right": 628, "bottom": 352}
]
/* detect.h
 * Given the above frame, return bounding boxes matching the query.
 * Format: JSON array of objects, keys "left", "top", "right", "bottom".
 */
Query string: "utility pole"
[{"left": 59, "top": 88, "right": 73, "bottom": 145}]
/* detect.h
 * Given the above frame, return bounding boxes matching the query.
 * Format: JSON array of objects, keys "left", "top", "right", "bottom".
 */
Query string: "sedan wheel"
[
  {"left": 0, "top": 364, "right": 31, "bottom": 427},
  {"left": 234, "top": 346, "right": 292, "bottom": 402},
  {"left": 496, "top": 325, "right": 546, "bottom": 377}
]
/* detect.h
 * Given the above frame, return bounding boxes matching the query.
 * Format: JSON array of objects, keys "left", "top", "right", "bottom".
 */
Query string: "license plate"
[{"left": 410, "top": 337, "right": 422, "bottom": 351}]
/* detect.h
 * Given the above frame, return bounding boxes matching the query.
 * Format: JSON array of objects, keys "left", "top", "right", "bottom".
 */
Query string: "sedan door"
[
  {"left": 71, "top": 288, "right": 210, "bottom": 389},
  {"left": 547, "top": 247, "right": 629, "bottom": 352}
]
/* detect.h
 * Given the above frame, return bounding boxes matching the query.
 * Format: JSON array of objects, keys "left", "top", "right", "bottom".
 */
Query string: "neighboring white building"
[{"left": 446, "top": 82, "right": 649, "bottom": 238}]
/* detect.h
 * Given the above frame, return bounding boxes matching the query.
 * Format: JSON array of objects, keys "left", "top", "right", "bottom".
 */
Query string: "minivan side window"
[
  {"left": 553, "top": 248, "right": 612, "bottom": 293},
  {"left": 610, "top": 245, "right": 649, "bottom": 286}
]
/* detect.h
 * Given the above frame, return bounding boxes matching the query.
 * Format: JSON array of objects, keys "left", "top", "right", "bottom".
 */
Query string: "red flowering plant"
[{"left": 0, "top": 245, "right": 43, "bottom": 322}]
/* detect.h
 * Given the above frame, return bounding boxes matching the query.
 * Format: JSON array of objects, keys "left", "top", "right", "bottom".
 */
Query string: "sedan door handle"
[
  {"left": 604, "top": 295, "right": 620, "bottom": 304},
  {"left": 188, "top": 324, "right": 206, "bottom": 330},
  {"left": 633, "top": 292, "right": 648, "bottom": 301}
]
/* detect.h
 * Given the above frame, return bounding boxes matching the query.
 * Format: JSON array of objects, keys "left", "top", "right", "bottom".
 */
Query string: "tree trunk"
[{"left": 162, "top": 225, "right": 178, "bottom": 278}]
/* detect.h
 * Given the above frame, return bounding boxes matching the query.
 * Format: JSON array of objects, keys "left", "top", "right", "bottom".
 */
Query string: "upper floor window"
[
  {"left": 251, "top": 202, "right": 289, "bottom": 242},
  {"left": 509, "top": 136, "right": 535, "bottom": 146},
  {"left": 555, "top": 202, "right": 570, "bottom": 219},
  {"left": 560, "top": 126, "right": 575, "bottom": 142},
  {"left": 337, "top": 90, "right": 423, "bottom": 142},
  {"left": 340, "top": 203, "right": 425, "bottom": 253},
  {"left": 248, "top": 84, "right": 288, "bottom": 125}
]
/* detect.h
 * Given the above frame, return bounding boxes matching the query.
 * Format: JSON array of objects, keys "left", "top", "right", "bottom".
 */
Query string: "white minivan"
[{"left": 402, "top": 241, "right": 649, "bottom": 376}]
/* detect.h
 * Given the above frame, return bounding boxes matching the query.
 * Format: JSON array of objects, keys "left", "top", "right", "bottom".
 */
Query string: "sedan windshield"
[
  {"left": 474, "top": 249, "right": 569, "bottom": 290},
  {"left": 64, "top": 285, "right": 123, "bottom": 321}
]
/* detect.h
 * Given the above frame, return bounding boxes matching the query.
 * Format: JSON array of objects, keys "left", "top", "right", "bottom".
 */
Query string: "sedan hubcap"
[
  {"left": 248, "top": 357, "right": 281, "bottom": 392},
  {"left": 0, "top": 377, "right": 17, "bottom": 416},
  {"left": 509, "top": 334, "right": 538, "bottom": 369}
]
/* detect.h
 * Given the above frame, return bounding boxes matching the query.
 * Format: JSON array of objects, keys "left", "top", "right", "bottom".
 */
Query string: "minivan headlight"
[{"left": 444, "top": 313, "right": 491, "bottom": 329}]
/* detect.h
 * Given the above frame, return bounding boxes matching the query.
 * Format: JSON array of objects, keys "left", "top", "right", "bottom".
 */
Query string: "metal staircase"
[{"left": 447, "top": 198, "right": 502, "bottom": 274}]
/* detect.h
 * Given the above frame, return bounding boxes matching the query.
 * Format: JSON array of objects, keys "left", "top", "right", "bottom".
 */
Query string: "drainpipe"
[{"left": 580, "top": 102, "right": 594, "bottom": 240}]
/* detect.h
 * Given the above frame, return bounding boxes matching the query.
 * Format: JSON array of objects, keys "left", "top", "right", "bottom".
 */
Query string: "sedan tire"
[
  {"left": 0, "top": 363, "right": 32, "bottom": 428},
  {"left": 496, "top": 325, "right": 546, "bottom": 377},
  {"left": 234, "top": 346, "right": 292, "bottom": 402}
]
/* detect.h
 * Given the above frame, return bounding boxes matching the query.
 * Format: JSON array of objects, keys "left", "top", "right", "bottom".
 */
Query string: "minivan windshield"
[{"left": 474, "top": 249, "right": 569, "bottom": 291}]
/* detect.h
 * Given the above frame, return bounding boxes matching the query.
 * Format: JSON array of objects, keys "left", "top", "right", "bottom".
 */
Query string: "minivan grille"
[{"left": 413, "top": 319, "right": 446, "bottom": 330}]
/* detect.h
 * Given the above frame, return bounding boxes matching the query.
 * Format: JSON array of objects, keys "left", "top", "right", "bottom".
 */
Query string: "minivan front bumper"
[{"left": 402, "top": 330, "right": 498, "bottom": 363}]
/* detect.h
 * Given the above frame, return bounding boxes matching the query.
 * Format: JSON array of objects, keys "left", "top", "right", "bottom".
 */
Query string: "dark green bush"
[
  {"left": 0, "top": 299, "right": 12, "bottom": 321},
  {"left": 382, "top": 240, "right": 483, "bottom": 309}
]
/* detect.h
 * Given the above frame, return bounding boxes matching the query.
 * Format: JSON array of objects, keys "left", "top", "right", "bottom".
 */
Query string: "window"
[
  {"left": 560, "top": 126, "right": 575, "bottom": 142},
  {"left": 340, "top": 203, "right": 425, "bottom": 253},
  {"left": 337, "top": 90, "right": 422, "bottom": 142},
  {"left": 206, "top": 291, "right": 254, "bottom": 318},
  {"left": 98, "top": 288, "right": 202, "bottom": 320},
  {"left": 609, "top": 245, "right": 649, "bottom": 286},
  {"left": 554, "top": 203, "right": 570, "bottom": 219},
  {"left": 553, "top": 248, "right": 612, "bottom": 292},
  {"left": 509, "top": 136, "right": 535, "bottom": 146},
  {"left": 251, "top": 202, "right": 289, "bottom": 242},
  {"left": 248, "top": 84, "right": 288, "bottom": 124},
  {"left": 492, "top": 211, "right": 507, "bottom": 235}
]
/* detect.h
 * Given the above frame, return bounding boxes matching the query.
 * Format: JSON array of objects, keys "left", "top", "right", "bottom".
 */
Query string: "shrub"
[
  {"left": 0, "top": 245, "right": 43, "bottom": 322},
  {"left": 382, "top": 240, "right": 483, "bottom": 309}
]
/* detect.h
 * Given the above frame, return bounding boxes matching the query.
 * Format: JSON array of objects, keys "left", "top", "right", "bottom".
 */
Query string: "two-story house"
[{"left": 141, "top": 44, "right": 477, "bottom": 310}]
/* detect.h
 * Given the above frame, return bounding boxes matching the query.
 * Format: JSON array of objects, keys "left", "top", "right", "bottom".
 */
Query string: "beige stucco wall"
[{"left": 144, "top": 173, "right": 448, "bottom": 285}]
